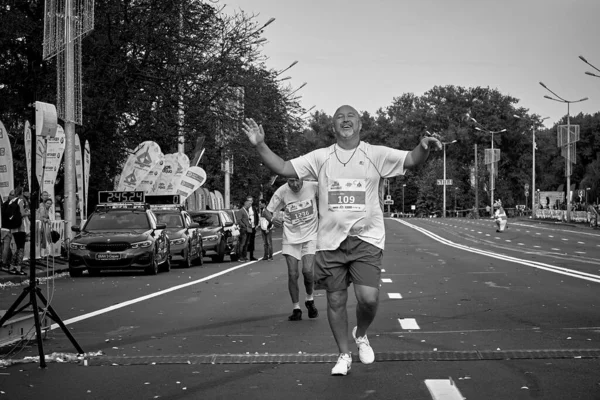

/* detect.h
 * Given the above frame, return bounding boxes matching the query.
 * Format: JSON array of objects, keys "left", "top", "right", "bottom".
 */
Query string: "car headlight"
[
  {"left": 170, "top": 238, "right": 186, "bottom": 245},
  {"left": 131, "top": 240, "right": 152, "bottom": 249},
  {"left": 70, "top": 242, "right": 87, "bottom": 250},
  {"left": 202, "top": 235, "right": 218, "bottom": 242}
]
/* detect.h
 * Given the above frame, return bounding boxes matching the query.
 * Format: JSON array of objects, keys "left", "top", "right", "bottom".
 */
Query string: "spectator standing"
[
  {"left": 1, "top": 192, "right": 15, "bottom": 271},
  {"left": 9, "top": 187, "right": 30, "bottom": 275},
  {"left": 245, "top": 196, "right": 259, "bottom": 261},
  {"left": 237, "top": 198, "right": 252, "bottom": 262},
  {"left": 258, "top": 199, "right": 273, "bottom": 261}
]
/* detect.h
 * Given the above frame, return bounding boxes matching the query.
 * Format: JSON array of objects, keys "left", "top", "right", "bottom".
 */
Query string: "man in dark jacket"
[
  {"left": 245, "top": 196, "right": 259, "bottom": 261},
  {"left": 237, "top": 197, "right": 252, "bottom": 262}
]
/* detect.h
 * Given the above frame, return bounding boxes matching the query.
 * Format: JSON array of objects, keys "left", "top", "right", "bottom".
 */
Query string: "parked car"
[
  {"left": 189, "top": 210, "right": 238, "bottom": 262},
  {"left": 153, "top": 208, "right": 203, "bottom": 268},
  {"left": 69, "top": 204, "right": 171, "bottom": 277}
]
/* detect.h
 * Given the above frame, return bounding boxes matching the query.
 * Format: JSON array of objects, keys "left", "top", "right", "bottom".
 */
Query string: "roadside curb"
[{"left": 0, "top": 258, "right": 69, "bottom": 285}]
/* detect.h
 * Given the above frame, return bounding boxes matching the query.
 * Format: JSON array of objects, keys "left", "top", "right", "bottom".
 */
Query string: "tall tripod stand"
[{"left": 0, "top": 103, "right": 83, "bottom": 368}]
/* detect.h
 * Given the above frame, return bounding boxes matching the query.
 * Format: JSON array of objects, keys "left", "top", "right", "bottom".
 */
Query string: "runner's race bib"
[
  {"left": 287, "top": 199, "right": 315, "bottom": 225},
  {"left": 327, "top": 179, "right": 366, "bottom": 212}
]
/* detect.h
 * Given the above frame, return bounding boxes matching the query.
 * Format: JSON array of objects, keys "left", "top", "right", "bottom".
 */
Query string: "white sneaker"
[
  {"left": 352, "top": 326, "right": 375, "bottom": 364},
  {"left": 331, "top": 353, "right": 352, "bottom": 376}
]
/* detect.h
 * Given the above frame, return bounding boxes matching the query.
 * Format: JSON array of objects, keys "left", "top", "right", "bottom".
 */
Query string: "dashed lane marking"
[
  {"left": 388, "top": 293, "right": 402, "bottom": 299},
  {"left": 425, "top": 379, "right": 465, "bottom": 400},
  {"left": 399, "top": 318, "right": 420, "bottom": 330},
  {"left": 381, "top": 278, "right": 393, "bottom": 283}
]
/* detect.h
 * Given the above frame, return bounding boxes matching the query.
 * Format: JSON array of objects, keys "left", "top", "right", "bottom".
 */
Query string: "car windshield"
[
  {"left": 85, "top": 211, "right": 150, "bottom": 230},
  {"left": 156, "top": 213, "right": 184, "bottom": 228},
  {"left": 192, "top": 213, "right": 220, "bottom": 228}
]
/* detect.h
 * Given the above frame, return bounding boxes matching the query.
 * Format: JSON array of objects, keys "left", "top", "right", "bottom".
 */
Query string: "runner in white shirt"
[
  {"left": 264, "top": 178, "right": 319, "bottom": 321},
  {"left": 242, "top": 105, "right": 441, "bottom": 376}
]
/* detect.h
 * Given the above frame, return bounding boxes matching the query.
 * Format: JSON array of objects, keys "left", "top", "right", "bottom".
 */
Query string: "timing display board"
[{"left": 98, "top": 191, "right": 145, "bottom": 204}]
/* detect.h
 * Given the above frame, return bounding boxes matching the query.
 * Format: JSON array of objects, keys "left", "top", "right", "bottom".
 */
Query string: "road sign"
[
  {"left": 384, "top": 200, "right": 394, "bottom": 205},
  {"left": 524, "top": 184, "right": 529, "bottom": 191},
  {"left": 437, "top": 179, "right": 453, "bottom": 185},
  {"left": 525, "top": 191, "right": 529, "bottom": 197},
  {"left": 386, "top": 194, "right": 391, "bottom": 200}
]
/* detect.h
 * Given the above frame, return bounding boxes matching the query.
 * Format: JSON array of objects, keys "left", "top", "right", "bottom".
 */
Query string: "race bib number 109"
[{"left": 327, "top": 179, "right": 366, "bottom": 212}]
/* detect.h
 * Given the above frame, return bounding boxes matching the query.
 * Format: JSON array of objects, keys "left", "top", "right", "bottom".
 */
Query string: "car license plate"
[{"left": 96, "top": 253, "right": 121, "bottom": 260}]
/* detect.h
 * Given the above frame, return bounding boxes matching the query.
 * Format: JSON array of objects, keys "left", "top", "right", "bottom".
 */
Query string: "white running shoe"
[
  {"left": 352, "top": 326, "right": 375, "bottom": 364},
  {"left": 331, "top": 353, "right": 352, "bottom": 376}
]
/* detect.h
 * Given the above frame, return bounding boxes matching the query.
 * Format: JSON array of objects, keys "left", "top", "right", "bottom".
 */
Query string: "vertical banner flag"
[
  {"left": 117, "top": 141, "right": 162, "bottom": 191},
  {"left": 74, "top": 135, "right": 84, "bottom": 221},
  {"left": 36, "top": 133, "right": 46, "bottom": 188},
  {"left": 136, "top": 153, "right": 164, "bottom": 193},
  {"left": 175, "top": 166, "right": 206, "bottom": 203},
  {"left": 24, "top": 121, "right": 32, "bottom": 193},
  {"left": 214, "top": 190, "right": 224, "bottom": 210},
  {"left": 43, "top": 125, "right": 66, "bottom": 217},
  {"left": 171, "top": 152, "right": 190, "bottom": 189},
  {"left": 0, "top": 120, "right": 14, "bottom": 201},
  {"left": 152, "top": 153, "right": 178, "bottom": 194},
  {"left": 84, "top": 140, "right": 90, "bottom": 218}
]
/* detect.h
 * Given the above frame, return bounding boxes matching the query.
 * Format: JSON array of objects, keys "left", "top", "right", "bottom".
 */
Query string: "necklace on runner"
[{"left": 334, "top": 144, "right": 359, "bottom": 167}]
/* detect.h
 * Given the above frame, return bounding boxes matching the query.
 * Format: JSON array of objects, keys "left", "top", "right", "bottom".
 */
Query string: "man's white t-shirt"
[
  {"left": 291, "top": 142, "right": 408, "bottom": 251},
  {"left": 267, "top": 181, "right": 319, "bottom": 245}
]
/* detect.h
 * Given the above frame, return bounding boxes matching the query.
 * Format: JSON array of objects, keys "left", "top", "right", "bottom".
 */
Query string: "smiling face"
[{"left": 332, "top": 105, "right": 361, "bottom": 141}]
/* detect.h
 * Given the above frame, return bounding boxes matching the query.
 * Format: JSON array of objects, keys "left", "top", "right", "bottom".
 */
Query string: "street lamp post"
[
  {"left": 402, "top": 184, "right": 406, "bottom": 215},
  {"left": 442, "top": 140, "right": 457, "bottom": 218},
  {"left": 454, "top": 187, "right": 458, "bottom": 217},
  {"left": 513, "top": 114, "right": 549, "bottom": 216},
  {"left": 586, "top": 187, "right": 591, "bottom": 205},
  {"left": 470, "top": 118, "right": 506, "bottom": 214},
  {"left": 539, "top": 82, "right": 588, "bottom": 222}
]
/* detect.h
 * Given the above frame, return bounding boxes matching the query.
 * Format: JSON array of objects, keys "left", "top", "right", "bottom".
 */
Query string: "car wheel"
[
  {"left": 213, "top": 239, "right": 226, "bottom": 263},
  {"left": 69, "top": 267, "right": 83, "bottom": 278},
  {"left": 88, "top": 268, "right": 102, "bottom": 277},
  {"left": 145, "top": 253, "right": 159, "bottom": 275}
]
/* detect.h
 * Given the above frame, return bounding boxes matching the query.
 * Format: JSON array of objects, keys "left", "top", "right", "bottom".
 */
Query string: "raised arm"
[
  {"left": 404, "top": 137, "right": 442, "bottom": 170},
  {"left": 242, "top": 118, "right": 298, "bottom": 178}
]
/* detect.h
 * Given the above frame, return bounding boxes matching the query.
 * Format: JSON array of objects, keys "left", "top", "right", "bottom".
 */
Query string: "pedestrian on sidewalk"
[
  {"left": 0, "top": 192, "right": 15, "bottom": 271},
  {"left": 263, "top": 178, "right": 319, "bottom": 322},
  {"left": 258, "top": 199, "right": 274, "bottom": 261},
  {"left": 237, "top": 197, "right": 252, "bottom": 262},
  {"left": 242, "top": 105, "right": 441, "bottom": 376},
  {"left": 7, "top": 187, "right": 30, "bottom": 275},
  {"left": 246, "top": 196, "right": 259, "bottom": 261},
  {"left": 493, "top": 199, "right": 508, "bottom": 232}
]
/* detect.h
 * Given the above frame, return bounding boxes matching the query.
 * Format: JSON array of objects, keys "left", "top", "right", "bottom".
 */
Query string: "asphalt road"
[{"left": 0, "top": 218, "right": 599, "bottom": 400}]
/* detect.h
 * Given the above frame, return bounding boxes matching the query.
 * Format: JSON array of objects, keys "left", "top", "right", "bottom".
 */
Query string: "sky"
[{"left": 222, "top": 0, "right": 600, "bottom": 128}]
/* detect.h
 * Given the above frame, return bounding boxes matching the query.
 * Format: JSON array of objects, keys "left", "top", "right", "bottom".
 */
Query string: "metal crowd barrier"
[{"left": 22, "top": 220, "right": 67, "bottom": 261}]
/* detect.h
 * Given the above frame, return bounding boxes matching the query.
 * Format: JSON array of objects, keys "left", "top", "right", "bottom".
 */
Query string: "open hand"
[
  {"left": 420, "top": 136, "right": 443, "bottom": 151},
  {"left": 242, "top": 118, "right": 265, "bottom": 147}
]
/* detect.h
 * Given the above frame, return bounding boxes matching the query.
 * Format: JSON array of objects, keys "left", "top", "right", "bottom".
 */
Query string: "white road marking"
[
  {"left": 578, "top": 242, "right": 585, "bottom": 245},
  {"left": 395, "top": 220, "right": 600, "bottom": 284},
  {"left": 425, "top": 379, "right": 465, "bottom": 400},
  {"left": 388, "top": 293, "right": 403, "bottom": 299},
  {"left": 534, "top": 246, "right": 541, "bottom": 248},
  {"left": 575, "top": 251, "right": 586, "bottom": 254},
  {"left": 49, "top": 251, "right": 283, "bottom": 330},
  {"left": 381, "top": 269, "right": 386, "bottom": 272},
  {"left": 398, "top": 318, "right": 420, "bottom": 329},
  {"left": 562, "top": 238, "right": 569, "bottom": 241},
  {"left": 381, "top": 278, "right": 393, "bottom": 283},
  {"left": 551, "top": 248, "right": 561, "bottom": 251}
]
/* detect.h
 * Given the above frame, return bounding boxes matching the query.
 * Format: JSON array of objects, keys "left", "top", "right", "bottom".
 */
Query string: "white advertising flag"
[
  {"left": 0, "top": 120, "right": 14, "bottom": 201},
  {"left": 175, "top": 166, "right": 207, "bottom": 202},
  {"left": 84, "top": 140, "right": 90, "bottom": 217},
  {"left": 137, "top": 153, "right": 164, "bottom": 193},
  {"left": 152, "top": 153, "right": 178, "bottom": 194},
  {"left": 24, "top": 121, "right": 32, "bottom": 193},
  {"left": 116, "top": 141, "right": 162, "bottom": 191},
  {"left": 42, "top": 125, "right": 65, "bottom": 200},
  {"left": 74, "top": 135, "right": 84, "bottom": 221}
]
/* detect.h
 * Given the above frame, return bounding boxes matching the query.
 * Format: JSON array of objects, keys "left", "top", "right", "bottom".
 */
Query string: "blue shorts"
[{"left": 314, "top": 236, "right": 382, "bottom": 292}]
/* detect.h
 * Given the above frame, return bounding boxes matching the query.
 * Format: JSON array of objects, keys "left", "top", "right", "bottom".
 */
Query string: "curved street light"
[
  {"left": 579, "top": 55, "right": 600, "bottom": 78},
  {"left": 276, "top": 60, "right": 298, "bottom": 77},
  {"left": 469, "top": 118, "right": 506, "bottom": 214},
  {"left": 539, "top": 81, "right": 588, "bottom": 222},
  {"left": 513, "top": 114, "right": 549, "bottom": 216},
  {"left": 286, "top": 82, "right": 307, "bottom": 98}
]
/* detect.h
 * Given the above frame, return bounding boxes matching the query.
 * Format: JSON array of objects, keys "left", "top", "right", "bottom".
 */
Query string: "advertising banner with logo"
[
  {"left": 152, "top": 153, "right": 178, "bottom": 194},
  {"left": 137, "top": 153, "right": 164, "bottom": 193},
  {"left": 117, "top": 141, "right": 162, "bottom": 191},
  {"left": 74, "top": 135, "right": 84, "bottom": 221},
  {"left": 84, "top": 140, "right": 90, "bottom": 217},
  {"left": 209, "top": 191, "right": 217, "bottom": 210},
  {"left": 171, "top": 152, "right": 190, "bottom": 189},
  {"left": 0, "top": 120, "right": 13, "bottom": 201},
  {"left": 26, "top": 121, "right": 49, "bottom": 193},
  {"left": 174, "top": 166, "right": 206, "bottom": 203},
  {"left": 201, "top": 188, "right": 211, "bottom": 210},
  {"left": 24, "top": 121, "right": 32, "bottom": 193},
  {"left": 43, "top": 125, "right": 66, "bottom": 210},
  {"left": 196, "top": 188, "right": 206, "bottom": 210}
]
